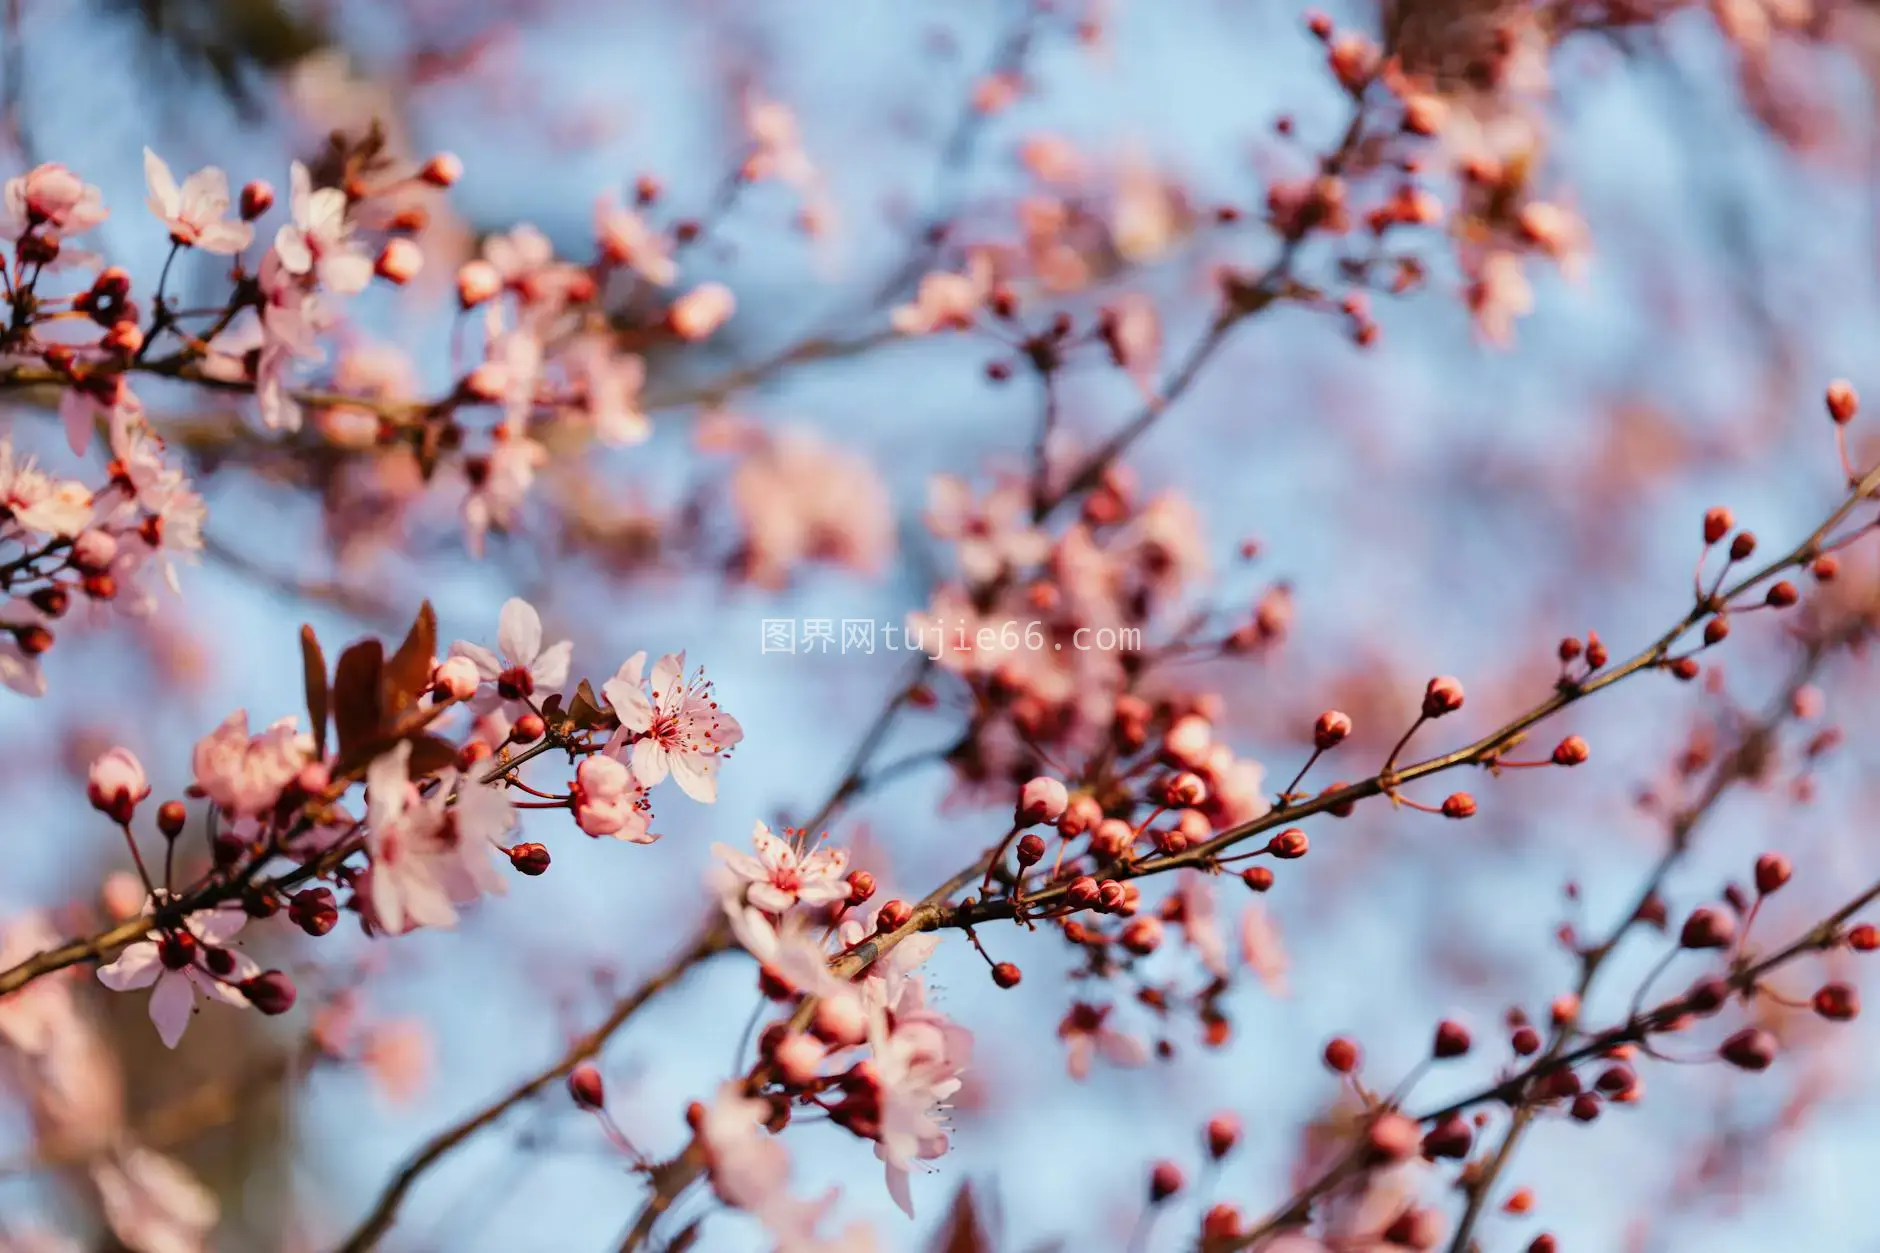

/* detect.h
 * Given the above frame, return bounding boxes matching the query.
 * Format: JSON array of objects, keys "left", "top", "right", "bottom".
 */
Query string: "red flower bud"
[{"left": 568, "top": 1063, "right": 606, "bottom": 1109}]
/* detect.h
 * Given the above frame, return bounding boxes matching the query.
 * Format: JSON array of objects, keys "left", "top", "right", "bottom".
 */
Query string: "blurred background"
[{"left": 6, "top": 0, "right": 1880, "bottom": 1250}]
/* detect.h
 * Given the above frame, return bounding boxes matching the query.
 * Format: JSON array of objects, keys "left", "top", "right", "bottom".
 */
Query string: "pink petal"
[
  {"left": 97, "top": 942, "right": 161, "bottom": 991},
  {"left": 529, "top": 640, "right": 572, "bottom": 692},
  {"left": 630, "top": 740, "right": 670, "bottom": 788},
  {"left": 668, "top": 751, "right": 719, "bottom": 804},
  {"left": 496, "top": 598, "right": 543, "bottom": 666},
  {"left": 148, "top": 972, "right": 195, "bottom": 1048}
]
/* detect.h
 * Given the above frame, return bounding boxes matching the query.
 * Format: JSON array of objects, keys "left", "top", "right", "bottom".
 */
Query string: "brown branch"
[{"left": 328, "top": 920, "right": 734, "bottom": 1253}]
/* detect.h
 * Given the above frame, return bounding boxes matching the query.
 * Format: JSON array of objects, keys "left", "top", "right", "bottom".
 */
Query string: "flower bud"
[
  {"left": 1551, "top": 736, "right": 1588, "bottom": 766},
  {"left": 1432, "top": 1019, "right": 1471, "bottom": 1059},
  {"left": 509, "top": 842, "right": 551, "bottom": 875},
  {"left": 1148, "top": 1160, "right": 1183, "bottom": 1203},
  {"left": 1441, "top": 793, "right": 1476, "bottom": 819},
  {"left": 1422, "top": 676, "right": 1464, "bottom": 718},
  {"left": 1016, "top": 776, "right": 1069, "bottom": 826},
  {"left": 846, "top": 870, "right": 876, "bottom": 905},
  {"left": 432, "top": 656, "right": 481, "bottom": 702},
  {"left": 239, "top": 970, "right": 298, "bottom": 1015},
  {"left": 568, "top": 1063, "right": 606, "bottom": 1109},
  {"left": 1719, "top": 1026, "right": 1777, "bottom": 1071},
  {"left": 876, "top": 899, "right": 914, "bottom": 931},
  {"left": 375, "top": 238, "right": 423, "bottom": 285},
  {"left": 668, "top": 282, "right": 735, "bottom": 341},
  {"left": 1205, "top": 1111, "right": 1241, "bottom": 1159},
  {"left": 289, "top": 887, "right": 340, "bottom": 937},
  {"left": 240, "top": 181, "right": 274, "bottom": 220},
  {"left": 1313, "top": 709, "right": 1352, "bottom": 750},
  {"left": 1323, "top": 1036, "right": 1361, "bottom": 1073},
  {"left": 456, "top": 260, "right": 503, "bottom": 308},
  {"left": 990, "top": 961, "right": 1022, "bottom": 988},
  {"left": 1827, "top": 379, "right": 1859, "bottom": 425},
  {"left": 1813, "top": 982, "right": 1859, "bottom": 1021},
  {"left": 87, "top": 748, "right": 149, "bottom": 823},
  {"left": 1754, "top": 852, "right": 1791, "bottom": 895},
  {"left": 1703, "top": 506, "right": 1733, "bottom": 545},
  {"left": 1267, "top": 828, "right": 1308, "bottom": 859},
  {"left": 419, "top": 152, "right": 463, "bottom": 188},
  {"left": 1679, "top": 906, "right": 1735, "bottom": 950}
]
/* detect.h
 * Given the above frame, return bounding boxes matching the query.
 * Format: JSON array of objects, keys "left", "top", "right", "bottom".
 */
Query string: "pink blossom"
[
  {"left": 0, "top": 912, "right": 77, "bottom": 1054},
  {"left": 729, "top": 429, "right": 895, "bottom": 588},
  {"left": 0, "top": 163, "right": 107, "bottom": 240},
  {"left": 924, "top": 475, "right": 1051, "bottom": 584},
  {"left": 96, "top": 897, "right": 259, "bottom": 1049},
  {"left": 274, "top": 161, "right": 373, "bottom": 294},
  {"left": 595, "top": 196, "right": 676, "bottom": 286},
  {"left": 190, "top": 710, "right": 304, "bottom": 817},
  {"left": 360, "top": 1019, "right": 432, "bottom": 1105},
  {"left": 697, "top": 1079, "right": 790, "bottom": 1212},
  {"left": 447, "top": 597, "right": 573, "bottom": 712},
  {"left": 143, "top": 149, "right": 252, "bottom": 253},
  {"left": 725, "top": 902, "right": 850, "bottom": 1002},
  {"left": 87, "top": 747, "right": 149, "bottom": 822},
  {"left": 711, "top": 821, "right": 850, "bottom": 914},
  {"left": 1240, "top": 905, "right": 1290, "bottom": 996},
  {"left": 91, "top": 1146, "right": 218, "bottom": 1253},
  {"left": 602, "top": 651, "right": 742, "bottom": 803},
  {"left": 868, "top": 1012, "right": 966, "bottom": 1218},
  {"left": 559, "top": 337, "right": 649, "bottom": 446},
  {"left": 0, "top": 599, "right": 50, "bottom": 697},
  {"left": 362, "top": 744, "right": 513, "bottom": 935},
  {"left": 460, "top": 434, "right": 547, "bottom": 557},
  {"left": 58, "top": 377, "right": 143, "bottom": 458},
  {"left": 572, "top": 754, "right": 654, "bottom": 842},
  {"left": 0, "top": 442, "right": 91, "bottom": 537},
  {"left": 890, "top": 253, "right": 993, "bottom": 335},
  {"left": 669, "top": 282, "right": 736, "bottom": 341},
  {"left": 432, "top": 655, "right": 480, "bottom": 702},
  {"left": 1172, "top": 871, "right": 1229, "bottom": 979},
  {"left": 1057, "top": 1002, "right": 1149, "bottom": 1081}
]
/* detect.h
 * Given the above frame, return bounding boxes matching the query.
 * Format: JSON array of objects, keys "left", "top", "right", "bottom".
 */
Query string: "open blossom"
[
  {"left": 143, "top": 148, "right": 252, "bottom": 253},
  {"left": 0, "top": 912, "right": 77, "bottom": 1054},
  {"left": 0, "top": 442, "right": 91, "bottom": 537},
  {"left": 0, "top": 163, "right": 107, "bottom": 240},
  {"left": 669, "top": 282, "right": 735, "bottom": 340},
  {"left": 448, "top": 597, "right": 572, "bottom": 712},
  {"left": 595, "top": 196, "right": 676, "bottom": 286},
  {"left": 868, "top": 1013, "right": 966, "bottom": 1218},
  {"left": 890, "top": 253, "right": 993, "bottom": 335},
  {"left": 96, "top": 898, "right": 259, "bottom": 1049},
  {"left": 191, "top": 710, "right": 305, "bottom": 817},
  {"left": 726, "top": 902, "right": 851, "bottom": 1002},
  {"left": 460, "top": 434, "right": 547, "bottom": 557},
  {"left": 58, "top": 376, "right": 142, "bottom": 458},
  {"left": 92, "top": 1146, "right": 218, "bottom": 1253},
  {"left": 363, "top": 744, "right": 513, "bottom": 935},
  {"left": 925, "top": 475, "right": 1051, "bottom": 584},
  {"left": 0, "top": 599, "right": 51, "bottom": 697},
  {"left": 602, "top": 651, "right": 742, "bottom": 803},
  {"left": 729, "top": 429, "right": 895, "bottom": 588},
  {"left": 559, "top": 336, "right": 650, "bottom": 446},
  {"left": 571, "top": 754, "right": 653, "bottom": 842},
  {"left": 1057, "top": 1002, "right": 1149, "bottom": 1081},
  {"left": 698, "top": 1080, "right": 791, "bottom": 1212},
  {"left": 274, "top": 161, "right": 373, "bottom": 294},
  {"left": 711, "top": 821, "right": 850, "bottom": 914}
]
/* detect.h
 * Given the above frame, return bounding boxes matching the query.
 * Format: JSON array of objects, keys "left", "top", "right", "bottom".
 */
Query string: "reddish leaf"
[
  {"left": 405, "top": 734, "right": 458, "bottom": 781},
  {"left": 300, "top": 626, "right": 328, "bottom": 759},
  {"left": 332, "top": 639, "right": 386, "bottom": 765},
  {"left": 383, "top": 600, "right": 438, "bottom": 718},
  {"left": 569, "top": 679, "right": 608, "bottom": 730}
]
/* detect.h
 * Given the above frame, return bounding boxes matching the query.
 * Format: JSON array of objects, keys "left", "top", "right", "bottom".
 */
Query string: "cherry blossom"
[
  {"left": 95, "top": 897, "right": 259, "bottom": 1049},
  {"left": 728, "top": 429, "right": 895, "bottom": 588},
  {"left": 92, "top": 1146, "right": 218, "bottom": 1253},
  {"left": 725, "top": 902, "right": 851, "bottom": 1002},
  {"left": 0, "top": 443, "right": 91, "bottom": 538},
  {"left": 1057, "top": 1002, "right": 1149, "bottom": 1081},
  {"left": 697, "top": 1079, "right": 791, "bottom": 1211},
  {"left": 0, "top": 163, "right": 107, "bottom": 240},
  {"left": 602, "top": 651, "right": 742, "bottom": 803},
  {"left": 448, "top": 597, "right": 573, "bottom": 713},
  {"left": 142, "top": 148, "right": 252, "bottom": 253},
  {"left": 571, "top": 754, "right": 654, "bottom": 842},
  {"left": 867, "top": 1012, "right": 965, "bottom": 1218},
  {"left": 924, "top": 475, "right": 1051, "bottom": 585},
  {"left": 362, "top": 743, "right": 513, "bottom": 935},
  {"left": 890, "top": 253, "right": 994, "bottom": 335},
  {"left": 0, "top": 599, "right": 51, "bottom": 697},
  {"left": 273, "top": 161, "right": 373, "bottom": 294},
  {"left": 190, "top": 710, "right": 305, "bottom": 817},
  {"left": 711, "top": 821, "right": 850, "bottom": 914},
  {"left": 595, "top": 195, "right": 677, "bottom": 286}
]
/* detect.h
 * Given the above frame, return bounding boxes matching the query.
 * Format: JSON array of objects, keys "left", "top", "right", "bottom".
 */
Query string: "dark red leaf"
[
  {"left": 300, "top": 625, "right": 328, "bottom": 759},
  {"left": 383, "top": 600, "right": 438, "bottom": 718}
]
